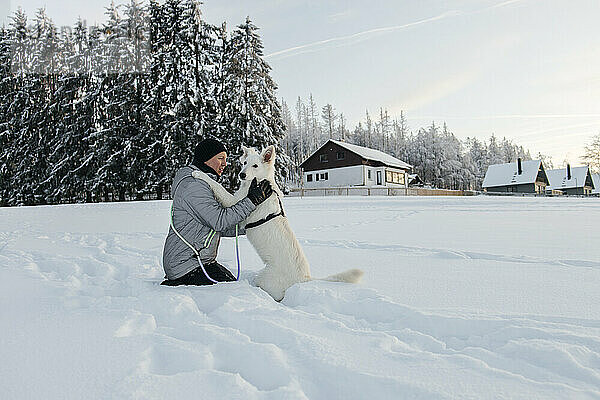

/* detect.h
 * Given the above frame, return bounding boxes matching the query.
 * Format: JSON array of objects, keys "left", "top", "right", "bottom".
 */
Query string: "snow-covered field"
[{"left": 1, "top": 196, "right": 600, "bottom": 399}]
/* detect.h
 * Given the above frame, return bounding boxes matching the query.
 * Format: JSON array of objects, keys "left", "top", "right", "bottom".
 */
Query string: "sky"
[{"left": 3, "top": 0, "right": 600, "bottom": 166}]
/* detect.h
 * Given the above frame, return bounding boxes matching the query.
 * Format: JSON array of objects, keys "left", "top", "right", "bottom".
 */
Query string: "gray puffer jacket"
[{"left": 162, "top": 165, "right": 256, "bottom": 280}]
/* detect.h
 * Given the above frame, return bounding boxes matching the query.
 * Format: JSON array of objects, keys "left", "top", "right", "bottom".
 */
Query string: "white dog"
[{"left": 192, "top": 145, "right": 363, "bottom": 301}]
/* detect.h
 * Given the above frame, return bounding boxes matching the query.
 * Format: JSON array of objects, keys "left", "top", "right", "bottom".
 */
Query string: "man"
[{"left": 161, "top": 138, "right": 272, "bottom": 286}]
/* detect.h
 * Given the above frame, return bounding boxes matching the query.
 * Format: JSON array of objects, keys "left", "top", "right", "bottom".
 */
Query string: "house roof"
[
  {"left": 482, "top": 159, "right": 543, "bottom": 188},
  {"left": 408, "top": 174, "right": 423, "bottom": 184},
  {"left": 591, "top": 173, "right": 600, "bottom": 194},
  {"left": 546, "top": 166, "right": 592, "bottom": 190},
  {"left": 329, "top": 140, "right": 412, "bottom": 170}
]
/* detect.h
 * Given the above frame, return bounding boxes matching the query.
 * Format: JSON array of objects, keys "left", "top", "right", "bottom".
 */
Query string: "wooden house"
[
  {"left": 299, "top": 140, "right": 412, "bottom": 188},
  {"left": 546, "top": 165, "right": 595, "bottom": 196},
  {"left": 482, "top": 159, "right": 548, "bottom": 194}
]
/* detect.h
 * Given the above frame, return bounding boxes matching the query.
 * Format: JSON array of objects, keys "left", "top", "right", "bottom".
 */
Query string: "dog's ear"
[
  {"left": 241, "top": 145, "right": 250, "bottom": 158},
  {"left": 261, "top": 145, "right": 275, "bottom": 164}
]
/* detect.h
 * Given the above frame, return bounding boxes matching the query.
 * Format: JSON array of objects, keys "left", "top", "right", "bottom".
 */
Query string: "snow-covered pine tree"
[
  {"left": 15, "top": 8, "right": 61, "bottom": 205},
  {"left": 465, "top": 137, "right": 487, "bottom": 190},
  {"left": 184, "top": 0, "right": 218, "bottom": 137},
  {"left": 321, "top": 103, "right": 336, "bottom": 140},
  {"left": 92, "top": 2, "right": 129, "bottom": 201},
  {"left": 438, "top": 123, "right": 464, "bottom": 189},
  {"left": 306, "top": 94, "right": 320, "bottom": 153},
  {"left": 351, "top": 121, "right": 366, "bottom": 147},
  {"left": 217, "top": 16, "right": 290, "bottom": 190},
  {"left": 4, "top": 9, "right": 32, "bottom": 205},
  {"left": 120, "top": 0, "right": 152, "bottom": 200},
  {"left": 158, "top": 0, "right": 208, "bottom": 182},
  {"left": 378, "top": 108, "right": 391, "bottom": 153},
  {"left": 0, "top": 26, "right": 13, "bottom": 206},
  {"left": 46, "top": 18, "right": 98, "bottom": 203},
  {"left": 486, "top": 134, "right": 504, "bottom": 167},
  {"left": 279, "top": 98, "right": 299, "bottom": 183},
  {"left": 391, "top": 110, "right": 410, "bottom": 161},
  {"left": 144, "top": 0, "right": 169, "bottom": 198},
  {"left": 364, "top": 109, "right": 373, "bottom": 148},
  {"left": 293, "top": 96, "right": 305, "bottom": 164}
]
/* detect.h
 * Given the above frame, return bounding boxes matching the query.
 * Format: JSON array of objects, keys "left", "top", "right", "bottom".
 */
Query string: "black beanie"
[{"left": 192, "top": 139, "right": 227, "bottom": 167}]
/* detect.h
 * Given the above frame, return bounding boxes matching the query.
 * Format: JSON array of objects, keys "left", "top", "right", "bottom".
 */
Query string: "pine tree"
[
  {"left": 307, "top": 94, "right": 320, "bottom": 152},
  {"left": 294, "top": 96, "right": 305, "bottom": 163},
  {"left": 0, "top": 27, "right": 14, "bottom": 205},
  {"left": 218, "top": 16, "right": 289, "bottom": 190},
  {"left": 321, "top": 103, "right": 336, "bottom": 140},
  {"left": 121, "top": 0, "right": 151, "bottom": 200}
]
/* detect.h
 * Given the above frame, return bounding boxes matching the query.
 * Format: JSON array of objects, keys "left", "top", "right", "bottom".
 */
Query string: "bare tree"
[{"left": 582, "top": 133, "right": 600, "bottom": 173}]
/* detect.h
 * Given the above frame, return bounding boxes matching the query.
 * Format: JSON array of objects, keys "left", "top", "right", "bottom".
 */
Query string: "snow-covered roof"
[
  {"left": 329, "top": 140, "right": 412, "bottom": 170},
  {"left": 482, "top": 160, "right": 542, "bottom": 188},
  {"left": 590, "top": 173, "right": 599, "bottom": 194},
  {"left": 546, "top": 166, "right": 591, "bottom": 190}
]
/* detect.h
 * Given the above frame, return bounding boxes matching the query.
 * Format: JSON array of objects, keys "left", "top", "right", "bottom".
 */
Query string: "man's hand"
[{"left": 247, "top": 178, "right": 273, "bottom": 205}]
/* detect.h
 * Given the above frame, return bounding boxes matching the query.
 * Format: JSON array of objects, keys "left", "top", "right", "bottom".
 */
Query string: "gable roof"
[
  {"left": 546, "top": 166, "right": 593, "bottom": 190},
  {"left": 408, "top": 174, "right": 423, "bottom": 184},
  {"left": 590, "top": 173, "right": 599, "bottom": 194},
  {"left": 482, "top": 159, "right": 543, "bottom": 188},
  {"left": 328, "top": 140, "right": 412, "bottom": 170}
]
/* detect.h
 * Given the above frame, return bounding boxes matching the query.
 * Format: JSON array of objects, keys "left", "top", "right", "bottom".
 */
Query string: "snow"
[
  {"left": 1, "top": 196, "right": 600, "bottom": 399},
  {"left": 330, "top": 139, "right": 412, "bottom": 170},
  {"left": 482, "top": 159, "right": 542, "bottom": 188}
]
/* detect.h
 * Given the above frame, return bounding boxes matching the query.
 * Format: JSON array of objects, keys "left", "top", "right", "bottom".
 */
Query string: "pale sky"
[{"left": 4, "top": 0, "right": 600, "bottom": 166}]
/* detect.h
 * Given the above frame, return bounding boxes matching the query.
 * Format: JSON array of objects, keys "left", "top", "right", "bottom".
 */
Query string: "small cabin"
[
  {"left": 408, "top": 174, "right": 424, "bottom": 187},
  {"left": 299, "top": 140, "right": 412, "bottom": 188},
  {"left": 546, "top": 165, "right": 595, "bottom": 196},
  {"left": 482, "top": 159, "right": 548, "bottom": 194}
]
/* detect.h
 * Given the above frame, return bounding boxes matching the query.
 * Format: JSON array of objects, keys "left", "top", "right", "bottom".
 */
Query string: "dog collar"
[{"left": 245, "top": 197, "right": 286, "bottom": 229}]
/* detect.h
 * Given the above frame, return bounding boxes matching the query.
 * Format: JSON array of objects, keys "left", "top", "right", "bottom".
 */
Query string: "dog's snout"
[{"left": 239, "top": 172, "right": 246, "bottom": 180}]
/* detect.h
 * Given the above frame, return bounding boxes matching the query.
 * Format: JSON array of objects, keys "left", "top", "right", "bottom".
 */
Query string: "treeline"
[
  {"left": 0, "top": 1, "right": 289, "bottom": 207},
  {"left": 282, "top": 98, "right": 534, "bottom": 190},
  {"left": 0, "top": 1, "right": 540, "bottom": 207}
]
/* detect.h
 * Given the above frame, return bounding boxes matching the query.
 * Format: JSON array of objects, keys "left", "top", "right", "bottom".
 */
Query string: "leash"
[
  {"left": 170, "top": 173, "right": 241, "bottom": 283},
  {"left": 245, "top": 196, "right": 286, "bottom": 229}
]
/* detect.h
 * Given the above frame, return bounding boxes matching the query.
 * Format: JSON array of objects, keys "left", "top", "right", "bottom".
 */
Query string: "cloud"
[
  {"left": 264, "top": 10, "right": 463, "bottom": 60},
  {"left": 389, "top": 67, "right": 483, "bottom": 114},
  {"left": 488, "top": 0, "right": 528, "bottom": 9},
  {"left": 264, "top": 0, "right": 528, "bottom": 60}
]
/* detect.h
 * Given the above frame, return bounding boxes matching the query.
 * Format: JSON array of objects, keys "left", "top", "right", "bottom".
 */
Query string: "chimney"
[
  {"left": 517, "top": 158, "right": 522, "bottom": 175},
  {"left": 567, "top": 164, "right": 571, "bottom": 180}
]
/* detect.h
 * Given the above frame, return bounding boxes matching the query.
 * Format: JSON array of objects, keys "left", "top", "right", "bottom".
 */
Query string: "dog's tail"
[{"left": 319, "top": 268, "right": 364, "bottom": 283}]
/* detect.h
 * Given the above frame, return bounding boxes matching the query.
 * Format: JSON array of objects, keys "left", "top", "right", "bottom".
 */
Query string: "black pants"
[{"left": 161, "top": 261, "right": 236, "bottom": 286}]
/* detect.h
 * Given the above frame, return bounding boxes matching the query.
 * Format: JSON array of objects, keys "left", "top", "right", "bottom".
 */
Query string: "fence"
[{"left": 288, "top": 187, "right": 477, "bottom": 197}]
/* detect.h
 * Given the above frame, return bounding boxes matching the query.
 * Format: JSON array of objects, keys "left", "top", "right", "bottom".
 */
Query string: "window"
[
  {"left": 320, "top": 154, "right": 328, "bottom": 163},
  {"left": 315, "top": 174, "right": 320, "bottom": 181},
  {"left": 385, "top": 170, "right": 406, "bottom": 185},
  {"left": 320, "top": 172, "right": 328, "bottom": 180},
  {"left": 336, "top": 151, "right": 345, "bottom": 160},
  {"left": 306, "top": 174, "right": 313, "bottom": 182},
  {"left": 367, "top": 170, "right": 372, "bottom": 180}
]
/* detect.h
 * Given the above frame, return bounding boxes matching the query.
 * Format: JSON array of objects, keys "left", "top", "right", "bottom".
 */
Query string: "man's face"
[{"left": 204, "top": 151, "right": 227, "bottom": 176}]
